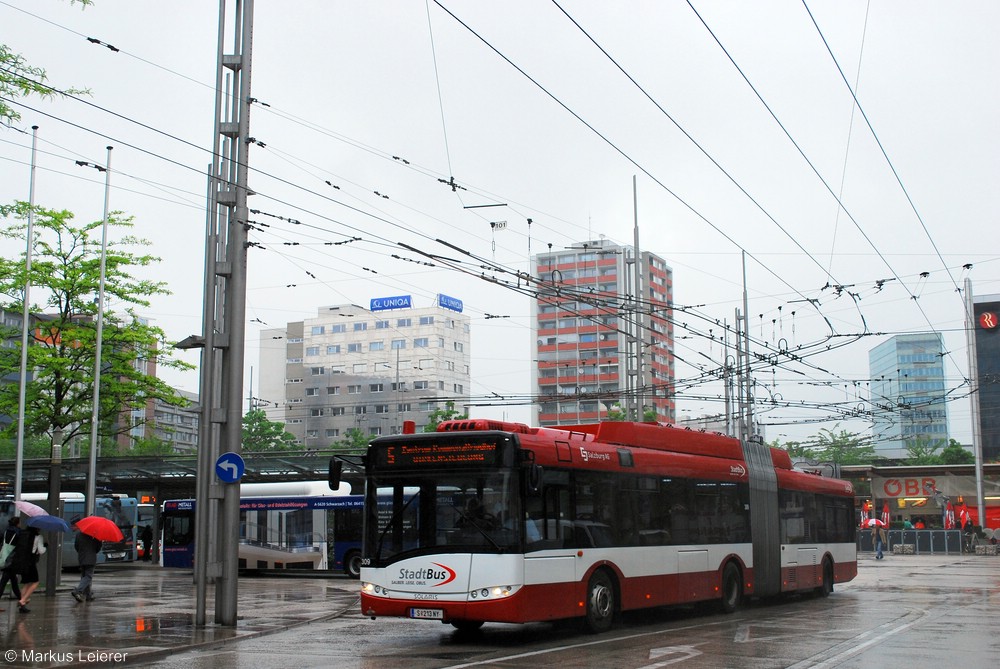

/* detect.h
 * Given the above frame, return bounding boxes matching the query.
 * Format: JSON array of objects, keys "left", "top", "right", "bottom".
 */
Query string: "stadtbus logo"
[
  {"left": 729, "top": 464, "right": 746, "bottom": 478},
  {"left": 395, "top": 563, "right": 456, "bottom": 587},
  {"left": 980, "top": 312, "right": 997, "bottom": 329}
]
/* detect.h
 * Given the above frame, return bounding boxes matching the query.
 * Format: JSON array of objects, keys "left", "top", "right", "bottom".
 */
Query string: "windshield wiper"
[{"left": 453, "top": 506, "right": 503, "bottom": 552}]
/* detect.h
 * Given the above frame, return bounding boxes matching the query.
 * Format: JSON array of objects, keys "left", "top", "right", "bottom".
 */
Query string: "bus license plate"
[{"left": 410, "top": 608, "right": 443, "bottom": 620}]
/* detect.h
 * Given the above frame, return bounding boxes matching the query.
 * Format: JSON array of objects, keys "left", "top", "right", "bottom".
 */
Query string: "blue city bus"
[
  {"left": 161, "top": 481, "right": 365, "bottom": 577},
  {"left": 0, "top": 493, "right": 139, "bottom": 568}
]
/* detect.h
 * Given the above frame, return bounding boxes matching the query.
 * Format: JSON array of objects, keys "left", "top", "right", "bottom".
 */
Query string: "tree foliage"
[
  {"left": 0, "top": 202, "right": 191, "bottom": 452},
  {"left": 337, "top": 427, "right": 370, "bottom": 453},
  {"left": 809, "top": 425, "right": 877, "bottom": 465},
  {"left": 938, "top": 439, "right": 975, "bottom": 465},
  {"left": 0, "top": 1, "right": 91, "bottom": 126},
  {"left": 241, "top": 409, "right": 296, "bottom": 452},
  {"left": 422, "top": 400, "right": 468, "bottom": 432}
]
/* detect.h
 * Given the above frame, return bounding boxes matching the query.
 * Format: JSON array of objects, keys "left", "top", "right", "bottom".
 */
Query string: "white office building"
[{"left": 258, "top": 295, "right": 471, "bottom": 446}]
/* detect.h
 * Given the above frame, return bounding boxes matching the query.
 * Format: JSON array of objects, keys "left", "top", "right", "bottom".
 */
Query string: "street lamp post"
[{"left": 78, "top": 147, "right": 113, "bottom": 517}]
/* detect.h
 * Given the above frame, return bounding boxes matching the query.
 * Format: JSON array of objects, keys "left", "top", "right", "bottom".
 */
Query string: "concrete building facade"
[
  {"left": 259, "top": 297, "right": 471, "bottom": 446},
  {"left": 531, "top": 238, "right": 674, "bottom": 426}
]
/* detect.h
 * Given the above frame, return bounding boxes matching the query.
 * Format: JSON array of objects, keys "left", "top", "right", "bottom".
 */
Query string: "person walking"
[
  {"left": 14, "top": 526, "right": 45, "bottom": 613},
  {"left": 0, "top": 517, "right": 23, "bottom": 607},
  {"left": 70, "top": 527, "right": 102, "bottom": 603}
]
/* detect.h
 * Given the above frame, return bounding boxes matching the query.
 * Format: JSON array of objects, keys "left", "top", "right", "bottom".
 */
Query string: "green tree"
[
  {"left": 337, "top": 427, "right": 370, "bottom": 452},
  {"left": 905, "top": 437, "right": 944, "bottom": 465},
  {"left": 1, "top": 2, "right": 91, "bottom": 126},
  {"left": 0, "top": 203, "right": 192, "bottom": 453},
  {"left": 938, "top": 438, "right": 975, "bottom": 465},
  {"left": 811, "top": 425, "right": 877, "bottom": 465},
  {"left": 241, "top": 408, "right": 296, "bottom": 452},
  {"left": 128, "top": 435, "right": 177, "bottom": 456},
  {"left": 423, "top": 400, "right": 468, "bottom": 432},
  {"left": 772, "top": 438, "right": 818, "bottom": 460}
]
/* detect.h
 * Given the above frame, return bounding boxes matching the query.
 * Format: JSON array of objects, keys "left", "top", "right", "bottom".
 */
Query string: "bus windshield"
[{"left": 368, "top": 470, "right": 520, "bottom": 563}]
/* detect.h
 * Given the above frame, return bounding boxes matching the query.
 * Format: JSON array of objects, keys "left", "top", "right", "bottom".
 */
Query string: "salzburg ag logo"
[
  {"left": 579, "top": 447, "right": 611, "bottom": 463},
  {"left": 980, "top": 312, "right": 998, "bottom": 329}
]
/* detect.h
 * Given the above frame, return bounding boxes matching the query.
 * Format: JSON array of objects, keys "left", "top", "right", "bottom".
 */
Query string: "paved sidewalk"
[{"left": 0, "top": 563, "right": 360, "bottom": 668}]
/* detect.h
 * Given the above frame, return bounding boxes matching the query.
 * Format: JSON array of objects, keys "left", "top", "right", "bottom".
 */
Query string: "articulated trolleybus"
[{"left": 356, "top": 419, "right": 857, "bottom": 633}]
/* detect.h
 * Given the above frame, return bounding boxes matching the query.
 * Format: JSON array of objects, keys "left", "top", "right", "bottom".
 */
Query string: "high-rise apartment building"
[
  {"left": 868, "top": 333, "right": 949, "bottom": 459},
  {"left": 972, "top": 294, "right": 1000, "bottom": 462},
  {"left": 531, "top": 238, "right": 674, "bottom": 426},
  {"left": 259, "top": 296, "right": 471, "bottom": 446}
]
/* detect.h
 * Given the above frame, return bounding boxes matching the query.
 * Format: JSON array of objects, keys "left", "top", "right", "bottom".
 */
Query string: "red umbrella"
[
  {"left": 14, "top": 500, "right": 48, "bottom": 517},
  {"left": 74, "top": 515, "right": 124, "bottom": 542},
  {"left": 866, "top": 518, "right": 887, "bottom": 529}
]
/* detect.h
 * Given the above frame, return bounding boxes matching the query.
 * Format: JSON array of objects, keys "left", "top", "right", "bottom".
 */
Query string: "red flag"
[
  {"left": 958, "top": 504, "right": 971, "bottom": 529},
  {"left": 881, "top": 503, "right": 890, "bottom": 526},
  {"left": 944, "top": 502, "right": 955, "bottom": 530},
  {"left": 860, "top": 501, "right": 871, "bottom": 528}
]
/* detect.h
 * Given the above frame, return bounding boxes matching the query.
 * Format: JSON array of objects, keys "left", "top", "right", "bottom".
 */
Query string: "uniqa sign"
[
  {"left": 438, "top": 294, "right": 463, "bottom": 313},
  {"left": 370, "top": 295, "right": 412, "bottom": 311}
]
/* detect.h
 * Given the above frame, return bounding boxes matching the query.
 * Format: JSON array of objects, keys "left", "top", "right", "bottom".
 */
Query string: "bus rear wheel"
[
  {"left": 720, "top": 563, "right": 742, "bottom": 614},
  {"left": 815, "top": 559, "right": 834, "bottom": 597},
  {"left": 344, "top": 550, "right": 363, "bottom": 579},
  {"left": 583, "top": 570, "right": 616, "bottom": 634}
]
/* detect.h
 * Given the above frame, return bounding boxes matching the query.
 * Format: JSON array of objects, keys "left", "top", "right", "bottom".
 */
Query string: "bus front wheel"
[
  {"left": 720, "top": 563, "right": 742, "bottom": 614},
  {"left": 583, "top": 570, "right": 616, "bottom": 634},
  {"left": 344, "top": 550, "right": 363, "bottom": 579}
]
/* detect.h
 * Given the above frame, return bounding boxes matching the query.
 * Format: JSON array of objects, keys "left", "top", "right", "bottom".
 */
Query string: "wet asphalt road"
[{"left": 138, "top": 554, "right": 999, "bottom": 669}]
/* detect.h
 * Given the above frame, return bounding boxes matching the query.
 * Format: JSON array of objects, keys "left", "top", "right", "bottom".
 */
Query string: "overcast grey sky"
[{"left": 2, "top": 1, "right": 997, "bottom": 446}]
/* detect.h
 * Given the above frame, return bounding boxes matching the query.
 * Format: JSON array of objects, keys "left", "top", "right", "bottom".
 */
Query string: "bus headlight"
[
  {"left": 468, "top": 585, "right": 516, "bottom": 601},
  {"left": 362, "top": 582, "right": 389, "bottom": 597}
]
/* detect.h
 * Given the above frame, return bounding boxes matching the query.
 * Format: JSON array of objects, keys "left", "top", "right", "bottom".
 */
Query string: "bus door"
[{"left": 524, "top": 470, "right": 576, "bottom": 584}]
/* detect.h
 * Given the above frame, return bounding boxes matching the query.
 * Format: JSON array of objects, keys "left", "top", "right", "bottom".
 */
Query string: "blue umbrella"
[{"left": 27, "top": 514, "right": 72, "bottom": 533}]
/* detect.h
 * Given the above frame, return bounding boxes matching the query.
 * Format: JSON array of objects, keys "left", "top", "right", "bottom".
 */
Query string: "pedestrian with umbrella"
[
  {"left": 70, "top": 516, "right": 117, "bottom": 603},
  {"left": 0, "top": 516, "right": 22, "bottom": 608},
  {"left": 13, "top": 525, "right": 46, "bottom": 613},
  {"left": 868, "top": 518, "right": 888, "bottom": 559}
]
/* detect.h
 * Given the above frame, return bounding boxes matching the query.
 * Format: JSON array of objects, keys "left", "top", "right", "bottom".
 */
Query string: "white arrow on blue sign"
[{"left": 215, "top": 452, "right": 246, "bottom": 483}]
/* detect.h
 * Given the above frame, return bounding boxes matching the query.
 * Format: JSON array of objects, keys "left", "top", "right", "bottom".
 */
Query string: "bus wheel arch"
[
  {"left": 344, "top": 549, "right": 363, "bottom": 579},
  {"left": 719, "top": 561, "right": 743, "bottom": 614},
  {"left": 582, "top": 567, "right": 618, "bottom": 634}
]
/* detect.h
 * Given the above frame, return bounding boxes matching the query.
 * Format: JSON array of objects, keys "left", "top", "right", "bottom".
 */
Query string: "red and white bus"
[{"left": 356, "top": 419, "right": 857, "bottom": 633}]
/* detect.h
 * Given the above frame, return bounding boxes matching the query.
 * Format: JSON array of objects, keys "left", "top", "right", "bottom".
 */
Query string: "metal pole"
[
  {"left": 86, "top": 146, "right": 113, "bottom": 517},
  {"left": 964, "top": 279, "right": 986, "bottom": 529},
  {"left": 15, "top": 125, "right": 39, "bottom": 502},
  {"left": 44, "top": 427, "right": 62, "bottom": 596},
  {"left": 632, "top": 176, "right": 644, "bottom": 419}
]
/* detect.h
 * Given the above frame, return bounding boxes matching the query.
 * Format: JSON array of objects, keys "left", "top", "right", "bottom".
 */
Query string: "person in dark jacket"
[
  {"left": 0, "top": 517, "right": 23, "bottom": 606},
  {"left": 70, "top": 528, "right": 102, "bottom": 603},
  {"left": 14, "top": 526, "right": 45, "bottom": 613}
]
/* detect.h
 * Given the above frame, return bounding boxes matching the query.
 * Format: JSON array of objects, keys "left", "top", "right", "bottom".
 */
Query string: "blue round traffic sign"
[{"left": 215, "top": 452, "right": 246, "bottom": 483}]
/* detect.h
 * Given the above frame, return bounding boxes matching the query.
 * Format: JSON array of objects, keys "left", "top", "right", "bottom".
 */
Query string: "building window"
[
  {"left": 353, "top": 363, "right": 366, "bottom": 373},
  {"left": 370, "top": 341, "right": 385, "bottom": 351},
  {"left": 355, "top": 406, "right": 367, "bottom": 415},
  {"left": 311, "top": 325, "right": 325, "bottom": 335},
  {"left": 414, "top": 337, "right": 429, "bottom": 348},
  {"left": 354, "top": 322, "right": 367, "bottom": 331},
  {"left": 327, "top": 386, "right": 340, "bottom": 395},
  {"left": 310, "top": 367, "right": 325, "bottom": 376},
  {"left": 331, "top": 324, "right": 346, "bottom": 333},
  {"left": 438, "top": 337, "right": 445, "bottom": 347},
  {"left": 391, "top": 382, "right": 407, "bottom": 391},
  {"left": 326, "top": 428, "right": 340, "bottom": 438},
  {"left": 419, "top": 316, "right": 434, "bottom": 325},
  {"left": 286, "top": 378, "right": 303, "bottom": 384},
  {"left": 391, "top": 339, "right": 406, "bottom": 350},
  {"left": 397, "top": 318, "right": 411, "bottom": 327},
  {"left": 310, "top": 409, "right": 324, "bottom": 417},
  {"left": 438, "top": 381, "right": 445, "bottom": 390},
  {"left": 348, "top": 343, "right": 362, "bottom": 353},
  {"left": 454, "top": 383, "right": 463, "bottom": 393},
  {"left": 287, "top": 337, "right": 303, "bottom": 343},
  {"left": 305, "top": 387, "right": 319, "bottom": 396},
  {"left": 369, "top": 427, "right": 382, "bottom": 436},
  {"left": 397, "top": 403, "right": 411, "bottom": 412},
  {"left": 375, "top": 320, "right": 389, "bottom": 329},
  {"left": 375, "top": 404, "right": 389, "bottom": 414},
  {"left": 306, "top": 346, "right": 320, "bottom": 356},
  {"left": 414, "top": 380, "right": 429, "bottom": 390},
  {"left": 348, "top": 385, "right": 362, "bottom": 394},
  {"left": 370, "top": 383, "right": 384, "bottom": 393},
  {"left": 327, "top": 344, "right": 341, "bottom": 354},
  {"left": 454, "top": 342, "right": 463, "bottom": 352},
  {"left": 331, "top": 407, "right": 346, "bottom": 416},
  {"left": 306, "top": 430, "right": 318, "bottom": 438}
]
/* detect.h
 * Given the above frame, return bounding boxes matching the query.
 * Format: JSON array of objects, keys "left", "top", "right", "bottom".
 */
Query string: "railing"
[{"left": 858, "top": 529, "right": 964, "bottom": 555}]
